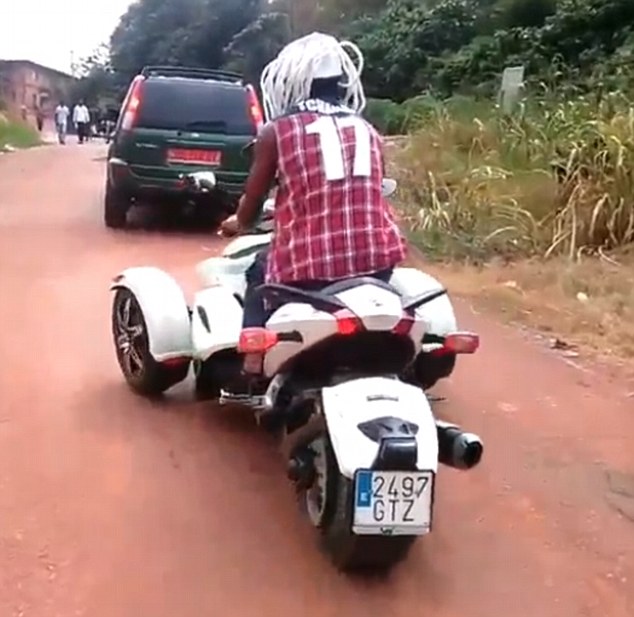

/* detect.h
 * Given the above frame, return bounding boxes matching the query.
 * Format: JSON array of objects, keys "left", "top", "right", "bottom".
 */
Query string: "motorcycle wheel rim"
[{"left": 305, "top": 436, "right": 329, "bottom": 527}]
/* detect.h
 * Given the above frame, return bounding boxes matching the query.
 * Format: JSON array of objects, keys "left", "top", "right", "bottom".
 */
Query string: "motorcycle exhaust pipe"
[
  {"left": 283, "top": 414, "right": 326, "bottom": 488},
  {"left": 436, "top": 420, "right": 483, "bottom": 470}
]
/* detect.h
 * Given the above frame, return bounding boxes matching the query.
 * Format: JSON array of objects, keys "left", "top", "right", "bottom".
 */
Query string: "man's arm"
[{"left": 235, "top": 122, "right": 278, "bottom": 229}]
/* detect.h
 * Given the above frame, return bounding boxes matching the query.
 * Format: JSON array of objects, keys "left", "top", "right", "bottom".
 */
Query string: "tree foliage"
[
  {"left": 109, "top": 0, "right": 262, "bottom": 83},
  {"left": 85, "top": 0, "right": 634, "bottom": 106},
  {"left": 70, "top": 44, "right": 121, "bottom": 106},
  {"left": 224, "top": 11, "right": 291, "bottom": 87},
  {"left": 354, "top": 0, "right": 634, "bottom": 100},
  {"left": 106, "top": 0, "right": 389, "bottom": 88}
]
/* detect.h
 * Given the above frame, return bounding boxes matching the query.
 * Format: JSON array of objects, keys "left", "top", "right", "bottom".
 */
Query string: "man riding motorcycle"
[{"left": 220, "top": 32, "right": 407, "bottom": 328}]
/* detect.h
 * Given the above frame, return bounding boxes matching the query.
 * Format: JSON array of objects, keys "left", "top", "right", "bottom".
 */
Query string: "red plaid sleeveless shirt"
[{"left": 265, "top": 104, "right": 407, "bottom": 283}]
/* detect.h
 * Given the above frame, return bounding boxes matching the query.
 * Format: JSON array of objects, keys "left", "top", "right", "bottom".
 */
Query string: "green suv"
[{"left": 104, "top": 66, "right": 263, "bottom": 228}]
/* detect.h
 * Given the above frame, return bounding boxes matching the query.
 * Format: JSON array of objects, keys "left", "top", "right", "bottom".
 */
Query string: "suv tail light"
[
  {"left": 121, "top": 76, "right": 144, "bottom": 131},
  {"left": 246, "top": 84, "right": 264, "bottom": 131}
]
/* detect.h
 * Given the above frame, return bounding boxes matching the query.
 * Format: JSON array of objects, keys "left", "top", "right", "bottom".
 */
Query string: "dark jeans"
[{"left": 242, "top": 248, "right": 394, "bottom": 328}]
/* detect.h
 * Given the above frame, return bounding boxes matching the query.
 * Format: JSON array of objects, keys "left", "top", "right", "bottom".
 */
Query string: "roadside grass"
[
  {"left": 419, "top": 254, "right": 634, "bottom": 365},
  {"left": 0, "top": 116, "right": 42, "bottom": 150},
  {"left": 387, "top": 92, "right": 634, "bottom": 363}
]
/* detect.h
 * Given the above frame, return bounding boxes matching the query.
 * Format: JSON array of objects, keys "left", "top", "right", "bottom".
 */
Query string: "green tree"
[
  {"left": 352, "top": 0, "right": 634, "bottom": 100},
  {"left": 225, "top": 11, "right": 291, "bottom": 86},
  {"left": 109, "top": 0, "right": 262, "bottom": 83},
  {"left": 355, "top": 0, "right": 480, "bottom": 100},
  {"left": 93, "top": 0, "right": 634, "bottom": 108},
  {"left": 70, "top": 44, "right": 121, "bottom": 106},
  {"left": 496, "top": 0, "right": 555, "bottom": 28}
]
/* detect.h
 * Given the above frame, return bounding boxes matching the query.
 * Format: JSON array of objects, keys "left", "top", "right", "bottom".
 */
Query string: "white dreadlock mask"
[{"left": 260, "top": 32, "right": 366, "bottom": 122}]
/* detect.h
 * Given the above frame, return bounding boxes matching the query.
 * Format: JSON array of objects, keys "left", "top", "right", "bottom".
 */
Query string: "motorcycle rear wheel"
[{"left": 308, "top": 435, "right": 416, "bottom": 573}]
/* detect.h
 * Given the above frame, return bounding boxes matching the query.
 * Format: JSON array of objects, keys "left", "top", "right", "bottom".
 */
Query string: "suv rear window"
[{"left": 136, "top": 78, "right": 255, "bottom": 135}]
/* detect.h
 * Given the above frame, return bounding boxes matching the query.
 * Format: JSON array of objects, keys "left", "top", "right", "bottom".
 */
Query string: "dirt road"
[{"left": 1, "top": 143, "right": 634, "bottom": 617}]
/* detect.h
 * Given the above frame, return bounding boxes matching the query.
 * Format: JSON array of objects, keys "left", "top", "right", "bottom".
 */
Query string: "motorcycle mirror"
[{"left": 382, "top": 178, "right": 397, "bottom": 197}]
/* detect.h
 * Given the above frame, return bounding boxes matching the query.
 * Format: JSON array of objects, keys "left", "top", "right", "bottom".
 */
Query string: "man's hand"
[{"left": 219, "top": 214, "right": 240, "bottom": 238}]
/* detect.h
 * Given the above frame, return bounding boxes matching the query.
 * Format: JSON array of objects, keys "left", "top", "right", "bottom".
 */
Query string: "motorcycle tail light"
[
  {"left": 160, "top": 356, "right": 190, "bottom": 368},
  {"left": 392, "top": 314, "right": 415, "bottom": 336},
  {"left": 443, "top": 332, "right": 480, "bottom": 354},
  {"left": 334, "top": 309, "right": 364, "bottom": 336},
  {"left": 238, "top": 328, "right": 278, "bottom": 353}
]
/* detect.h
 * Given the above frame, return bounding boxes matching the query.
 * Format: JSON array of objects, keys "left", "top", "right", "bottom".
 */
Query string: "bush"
[
  {"left": 354, "top": 0, "right": 634, "bottom": 103},
  {"left": 365, "top": 95, "right": 445, "bottom": 135},
  {"left": 0, "top": 120, "right": 41, "bottom": 149},
  {"left": 391, "top": 92, "right": 634, "bottom": 261},
  {"left": 364, "top": 98, "right": 408, "bottom": 135}
]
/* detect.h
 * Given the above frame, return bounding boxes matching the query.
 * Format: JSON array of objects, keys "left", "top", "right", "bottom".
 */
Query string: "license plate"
[
  {"left": 353, "top": 469, "right": 434, "bottom": 536},
  {"left": 167, "top": 148, "right": 221, "bottom": 166}
]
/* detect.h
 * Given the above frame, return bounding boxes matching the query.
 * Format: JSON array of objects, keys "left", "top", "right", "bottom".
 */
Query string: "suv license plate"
[{"left": 167, "top": 148, "right": 221, "bottom": 166}]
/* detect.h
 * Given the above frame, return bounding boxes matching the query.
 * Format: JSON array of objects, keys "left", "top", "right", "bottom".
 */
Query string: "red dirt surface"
[{"left": 1, "top": 143, "right": 633, "bottom": 617}]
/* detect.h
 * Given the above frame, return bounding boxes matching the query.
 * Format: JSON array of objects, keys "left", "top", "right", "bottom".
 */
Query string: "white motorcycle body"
[
  {"left": 110, "top": 176, "right": 482, "bottom": 569},
  {"left": 113, "top": 239, "right": 456, "bottom": 366},
  {"left": 193, "top": 235, "right": 458, "bottom": 362}
]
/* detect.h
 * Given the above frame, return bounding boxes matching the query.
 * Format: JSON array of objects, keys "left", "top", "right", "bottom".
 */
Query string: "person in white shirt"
[
  {"left": 54, "top": 101, "right": 70, "bottom": 144},
  {"left": 73, "top": 100, "right": 91, "bottom": 144}
]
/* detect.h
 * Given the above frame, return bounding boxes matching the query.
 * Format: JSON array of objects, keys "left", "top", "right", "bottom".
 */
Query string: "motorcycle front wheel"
[{"left": 112, "top": 288, "right": 189, "bottom": 396}]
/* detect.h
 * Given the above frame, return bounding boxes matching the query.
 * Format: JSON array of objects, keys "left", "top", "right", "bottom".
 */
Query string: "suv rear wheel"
[{"left": 104, "top": 183, "right": 130, "bottom": 229}]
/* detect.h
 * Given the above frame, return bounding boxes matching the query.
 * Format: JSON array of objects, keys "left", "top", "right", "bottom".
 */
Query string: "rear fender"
[
  {"left": 334, "top": 284, "right": 403, "bottom": 331},
  {"left": 321, "top": 377, "right": 438, "bottom": 480},
  {"left": 191, "top": 286, "right": 243, "bottom": 361},
  {"left": 111, "top": 266, "right": 192, "bottom": 362},
  {"left": 390, "top": 267, "right": 457, "bottom": 344}
]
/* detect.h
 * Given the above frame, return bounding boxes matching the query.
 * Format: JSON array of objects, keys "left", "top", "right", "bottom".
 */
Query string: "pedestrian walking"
[
  {"left": 73, "top": 100, "right": 90, "bottom": 144},
  {"left": 35, "top": 105, "right": 44, "bottom": 132},
  {"left": 54, "top": 101, "right": 70, "bottom": 145}
]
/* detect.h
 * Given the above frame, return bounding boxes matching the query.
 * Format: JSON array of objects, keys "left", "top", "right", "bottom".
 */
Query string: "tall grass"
[{"left": 392, "top": 92, "right": 634, "bottom": 262}]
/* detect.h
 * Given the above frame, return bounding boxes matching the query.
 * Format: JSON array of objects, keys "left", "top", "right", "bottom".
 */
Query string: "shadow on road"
[{"left": 124, "top": 203, "right": 223, "bottom": 234}]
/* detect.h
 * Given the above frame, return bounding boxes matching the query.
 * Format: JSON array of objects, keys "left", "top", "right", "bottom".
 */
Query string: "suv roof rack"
[{"left": 140, "top": 65, "right": 243, "bottom": 83}]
